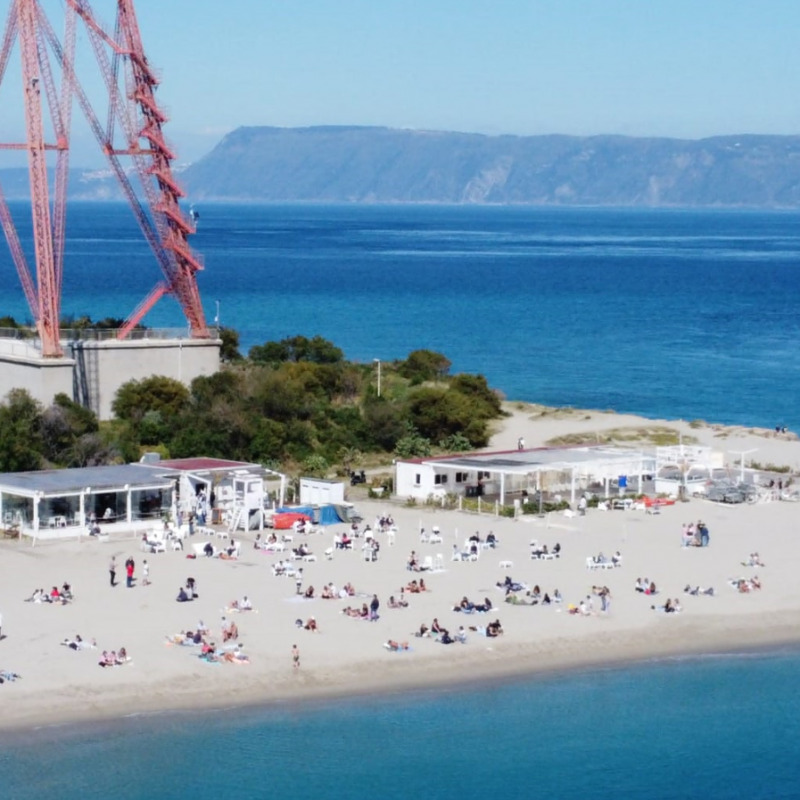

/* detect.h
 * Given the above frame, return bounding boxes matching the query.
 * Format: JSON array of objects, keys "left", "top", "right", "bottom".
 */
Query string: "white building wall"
[
  {"left": 299, "top": 478, "right": 345, "bottom": 505},
  {"left": 395, "top": 461, "right": 438, "bottom": 500},
  {"left": 0, "top": 349, "right": 75, "bottom": 406}
]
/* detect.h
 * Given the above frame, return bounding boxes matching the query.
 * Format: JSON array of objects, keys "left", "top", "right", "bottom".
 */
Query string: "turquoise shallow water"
[
  {"left": 2, "top": 648, "right": 799, "bottom": 799},
  {"left": 2, "top": 203, "right": 800, "bottom": 429}
]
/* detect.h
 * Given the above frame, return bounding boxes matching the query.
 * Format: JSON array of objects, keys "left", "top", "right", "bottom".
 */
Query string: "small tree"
[{"left": 302, "top": 454, "right": 329, "bottom": 478}]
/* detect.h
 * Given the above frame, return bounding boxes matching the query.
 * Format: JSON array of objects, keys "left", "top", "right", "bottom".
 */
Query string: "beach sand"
[{"left": 1, "top": 404, "right": 799, "bottom": 732}]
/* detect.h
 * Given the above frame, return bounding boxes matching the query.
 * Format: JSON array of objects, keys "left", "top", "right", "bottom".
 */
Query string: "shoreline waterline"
[{"left": 3, "top": 611, "right": 799, "bottom": 738}]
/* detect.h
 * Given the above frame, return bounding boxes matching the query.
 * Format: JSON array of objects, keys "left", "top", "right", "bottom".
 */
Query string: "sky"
[{"left": 2, "top": 1, "right": 800, "bottom": 165}]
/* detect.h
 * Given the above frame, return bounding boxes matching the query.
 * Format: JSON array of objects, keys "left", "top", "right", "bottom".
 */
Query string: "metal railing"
[{"left": 0, "top": 326, "right": 220, "bottom": 347}]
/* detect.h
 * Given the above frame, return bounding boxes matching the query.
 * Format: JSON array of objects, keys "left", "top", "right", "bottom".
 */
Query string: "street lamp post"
[{"left": 373, "top": 358, "right": 381, "bottom": 397}]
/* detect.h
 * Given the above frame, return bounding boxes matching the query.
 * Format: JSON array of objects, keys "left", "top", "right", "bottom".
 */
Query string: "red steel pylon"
[{"left": 0, "top": 0, "right": 210, "bottom": 357}]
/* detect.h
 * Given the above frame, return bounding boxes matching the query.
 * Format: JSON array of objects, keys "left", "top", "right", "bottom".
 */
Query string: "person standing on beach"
[
  {"left": 518, "top": 437, "right": 525, "bottom": 451},
  {"left": 292, "top": 644, "right": 300, "bottom": 669},
  {"left": 125, "top": 557, "right": 135, "bottom": 588},
  {"left": 142, "top": 559, "right": 150, "bottom": 586},
  {"left": 109, "top": 556, "right": 117, "bottom": 587},
  {"left": 370, "top": 594, "right": 380, "bottom": 621}
]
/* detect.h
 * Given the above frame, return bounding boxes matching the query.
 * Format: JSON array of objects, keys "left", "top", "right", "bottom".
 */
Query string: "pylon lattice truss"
[{"left": 0, "top": 0, "right": 209, "bottom": 357}]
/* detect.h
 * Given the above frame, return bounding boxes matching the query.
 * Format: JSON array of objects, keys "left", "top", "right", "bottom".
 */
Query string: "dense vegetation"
[{"left": 0, "top": 332, "right": 504, "bottom": 475}]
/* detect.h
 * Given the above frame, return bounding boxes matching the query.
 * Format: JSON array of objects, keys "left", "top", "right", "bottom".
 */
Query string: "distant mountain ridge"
[
  {"left": 178, "top": 126, "right": 800, "bottom": 207},
  {"left": 4, "top": 126, "right": 800, "bottom": 207}
]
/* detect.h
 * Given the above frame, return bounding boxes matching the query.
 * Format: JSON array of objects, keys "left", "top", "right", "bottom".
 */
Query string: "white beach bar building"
[
  {"left": 0, "top": 463, "right": 178, "bottom": 543},
  {"left": 395, "top": 446, "right": 656, "bottom": 505}
]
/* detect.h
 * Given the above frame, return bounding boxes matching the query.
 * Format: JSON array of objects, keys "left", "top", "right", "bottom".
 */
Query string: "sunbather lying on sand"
[
  {"left": 222, "top": 646, "right": 249, "bottom": 664},
  {"left": 0, "top": 671, "right": 21, "bottom": 683},
  {"left": 684, "top": 585, "right": 715, "bottom": 596},
  {"left": 384, "top": 640, "right": 410, "bottom": 651},
  {"left": 165, "top": 630, "right": 204, "bottom": 646},
  {"left": 741, "top": 552, "right": 765, "bottom": 567},
  {"left": 651, "top": 598, "right": 682, "bottom": 613},
  {"left": 61, "top": 635, "right": 96, "bottom": 650}
]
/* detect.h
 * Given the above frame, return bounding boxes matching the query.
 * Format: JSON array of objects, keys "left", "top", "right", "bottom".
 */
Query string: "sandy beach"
[{"left": 1, "top": 404, "right": 799, "bottom": 732}]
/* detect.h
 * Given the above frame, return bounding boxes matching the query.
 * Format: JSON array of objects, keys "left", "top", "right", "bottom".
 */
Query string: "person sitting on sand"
[
  {"left": 419, "top": 579, "right": 428, "bottom": 592},
  {"left": 176, "top": 586, "right": 191, "bottom": 603},
  {"left": 304, "top": 616, "right": 318, "bottom": 632},
  {"left": 454, "top": 596, "right": 474, "bottom": 612},
  {"left": 388, "top": 595, "right": 405, "bottom": 609},
  {"left": 385, "top": 640, "right": 409, "bottom": 651},
  {"left": 486, "top": 619, "right": 503, "bottom": 637},
  {"left": 407, "top": 551, "right": 419, "bottom": 571},
  {"left": 417, "top": 623, "right": 430, "bottom": 638},
  {"left": 486, "top": 532, "right": 497, "bottom": 548},
  {"left": 751, "top": 575, "right": 762, "bottom": 590},
  {"left": 406, "top": 580, "right": 420, "bottom": 594},
  {"left": 99, "top": 650, "right": 115, "bottom": 667},
  {"left": 358, "top": 603, "right": 369, "bottom": 619},
  {"left": 203, "top": 542, "right": 214, "bottom": 557},
  {"left": 455, "top": 626, "right": 467, "bottom": 643},
  {"left": 222, "top": 619, "right": 239, "bottom": 642},
  {"left": 304, "top": 586, "right": 315, "bottom": 600},
  {"left": 431, "top": 618, "right": 447, "bottom": 636},
  {"left": 321, "top": 584, "right": 335, "bottom": 600}
]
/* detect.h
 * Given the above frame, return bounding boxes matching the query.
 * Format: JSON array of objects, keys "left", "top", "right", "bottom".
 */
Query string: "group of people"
[
  {"left": 341, "top": 595, "right": 380, "bottom": 620},
  {"left": 530, "top": 542, "right": 561, "bottom": 559},
  {"left": 652, "top": 598, "right": 683, "bottom": 613},
  {"left": 681, "top": 521, "right": 710, "bottom": 548},
  {"left": 634, "top": 578, "right": 658, "bottom": 595},
  {"left": 98, "top": 647, "right": 129, "bottom": 667},
  {"left": 731, "top": 576, "right": 762, "bottom": 593},
  {"left": 176, "top": 577, "right": 198, "bottom": 602},
  {"left": 505, "top": 587, "right": 563, "bottom": 606},
  {"left": 453, "top": 595, "right": 493, "bottom": 613},
  {"left": 26, "top": 583, "right": 73, "bottom": 605}
]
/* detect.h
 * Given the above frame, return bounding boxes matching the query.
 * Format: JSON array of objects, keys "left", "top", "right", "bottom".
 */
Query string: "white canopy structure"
[
  {"left": 0, "top": 463, "right": 177, "bottom": 544},
  {"left": 396, "top": 445, "right": 656, "bottom": 505}
]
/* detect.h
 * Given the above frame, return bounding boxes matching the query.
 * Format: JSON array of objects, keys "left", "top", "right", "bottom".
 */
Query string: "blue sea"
[
  {"left": 2, "top": 203, "right": 800, "bottom": 429},
  {"left": 2, "top": 203, "right": 800, "bottom": 796},
  {"left": 2, "top": 649, "right": 800, "bottom": 799}
]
